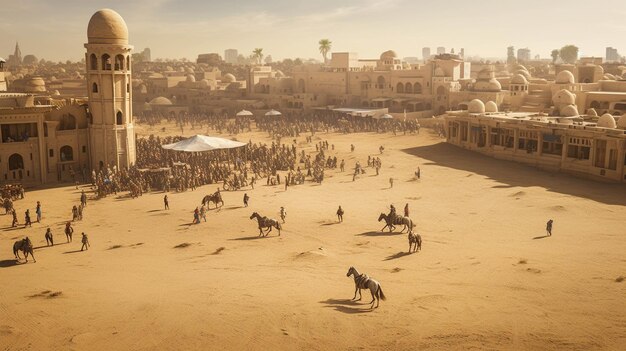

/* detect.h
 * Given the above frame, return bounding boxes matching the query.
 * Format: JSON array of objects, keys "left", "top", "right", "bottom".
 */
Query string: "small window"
[
  {"left": 82, "top": 145, "right": 87, "bottom": 153},
  {"left": 116, "top": 111, "right": 123, "bottom": 125},
  {"left": 92, "top": 83, "right": 98, "bottom": 93},
  {"left": 49, "top": 149, "right": 54, "bottom": 157},
  {"left": 127, "top": 83, "right": 130, "bottom": 93}
]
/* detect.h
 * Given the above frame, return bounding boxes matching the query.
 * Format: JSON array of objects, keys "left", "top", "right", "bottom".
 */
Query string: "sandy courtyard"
[{"left": 1, "top": 127, "right": 625, "bottom": 350}]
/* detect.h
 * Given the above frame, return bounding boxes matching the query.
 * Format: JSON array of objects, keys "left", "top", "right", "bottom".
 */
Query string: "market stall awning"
[
  {"left": 161, "top": 135, "right": 246, "bottom": 152},
  {"left": 265, "top": 109, "right": 282, "bottom": 116},
  {"left": 236, "top": 109, "right": 253, "bottom": 116}
]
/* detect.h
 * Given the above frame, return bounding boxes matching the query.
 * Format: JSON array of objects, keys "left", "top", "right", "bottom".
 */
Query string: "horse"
[
  {"left": 378, "top": 213, "right": 414, "bottom": 233},
  {"left": 408, "top": 230, "right": 422, "bottom": 253},
  {"left": 250, "top": 212, "right": 281, "bottom": 237},
  {"left": 202, "top": 191, "right": 224, "bottom": 209},
  {"left": 13, "top": 237, "right": 35, "bottom": 262},
  {"left": 346, "top": 266, "right": 386, "bottom": 309}
]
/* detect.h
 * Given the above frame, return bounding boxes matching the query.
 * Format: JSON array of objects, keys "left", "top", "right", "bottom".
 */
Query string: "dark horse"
[
  {"left": 378, "top": 213, "right": 414, "bottom": 233},
  {"left": 202, "top": 191, "right": 224, "bottom": 209},
  {"left": 250, "top": 212, "right": 281, "bottom": 237},
  {"left": 13, "top": 237, "right": 36, "bottom": 262}
]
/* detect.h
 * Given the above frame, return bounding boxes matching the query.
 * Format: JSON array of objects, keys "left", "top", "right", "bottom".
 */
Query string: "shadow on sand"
[
  {"left": 384, "top": 251, "right": 412, "bottom": 261},
  {"left": 0, "top": 259, "right": 23, "bottom": 268},
  {"left": 63, "top": 249, "right": 84, "bottom": 254},
  {"left": 532, "top": 235, "right": 551, "bottom": 240},
  {"left": 229, "top": 235, "right": 269, "bottom": 241},
  {"left": 33, "top": 242, "right": 69, "bottom": 250},
  {"left": 402, "top": 143, "right": 626, "bottom": 206},
  {"left": 357, "top": 231, "right": 403, "bottom": 237},
  {"left": 319, "top": 298, "right": 373, "bottom": 314}
]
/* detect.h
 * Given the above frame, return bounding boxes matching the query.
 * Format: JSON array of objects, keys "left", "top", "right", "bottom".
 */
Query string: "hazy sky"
[{"left": 1, "top": 0, "right": 625, "bottom": 62}]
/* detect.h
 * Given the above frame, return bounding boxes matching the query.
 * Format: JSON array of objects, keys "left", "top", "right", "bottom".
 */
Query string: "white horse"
[{"left": 346, "top": 266, "right": 386, "bottom": 308}]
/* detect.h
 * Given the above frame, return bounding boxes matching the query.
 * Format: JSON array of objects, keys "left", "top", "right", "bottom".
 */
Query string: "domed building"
[
  {"left": 87, "top": 9, "right": 128, "bottom": 45},
  {"left": 222, "top": 73, "right": 236, "bottom": 83},
  {"left": 185, "top": 74, "right": 196, "bottom": 83},
  {"left": 560, "top": 104, "right": 579, "bottom": 117},
  {"left": 485, "top": 101, "right": 498, "bottom": 113},
  {"left": 617, "top": 115, "right": 626, "bottom": 129},
  {"left": 597, "top": 113, "right": 617, "bottom": 128},
  {"left": 468, "top": 99, "right": 486, "bottom": 113},
  {"left": 149, "top": 96, "right": 173, "bottom": 105},
  {"left": 552, "top": 89, "right": 576, "bottom": 106},
  {"left": 555, "top": 70, "right": 575, "bottom": 84}
]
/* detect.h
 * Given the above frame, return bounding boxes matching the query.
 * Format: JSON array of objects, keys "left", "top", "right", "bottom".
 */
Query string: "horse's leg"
[
  {"left": 353, "top": 286, "right": 358, "bottom": 300},
  {"left": 266, "top": 226, "right": 272, "bottom": 237},
  {"left": 370, "top": 288, "right": 376, "bottom": 308},
  {"left": 30, "top": 250, "right": 35, "bottom": 263},
  {"left": 380, "top": 224, "right": 387, "bottom": 232}
]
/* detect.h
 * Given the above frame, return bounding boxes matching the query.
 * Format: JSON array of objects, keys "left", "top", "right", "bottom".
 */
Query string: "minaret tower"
[{"left": 85, "top": 9, "right": 136, "bottom": 170}]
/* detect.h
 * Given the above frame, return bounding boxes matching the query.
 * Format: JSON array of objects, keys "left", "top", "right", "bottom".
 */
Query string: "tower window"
[
  {"left": 90, "top": 54, "right": 97, "bottom": 70},
  {"left": 115, "top": 54, "right": 124, "bottom": 70},
  {"left": 92, "top": 83, "right": 98, "bottom": 93},
  {"left": 127, "top": 83, "right": 130, "bottom": 93},
  {"left": 102, "top": 54, "right": 111, "bottom": 70},
  {"left": 116, "top": 111, "right": 123, "bottom": 125}
]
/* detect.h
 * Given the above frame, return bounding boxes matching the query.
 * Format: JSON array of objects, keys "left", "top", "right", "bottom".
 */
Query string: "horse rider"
[{"left": 389, "top": 205, "right": 397, "bottom": 220}]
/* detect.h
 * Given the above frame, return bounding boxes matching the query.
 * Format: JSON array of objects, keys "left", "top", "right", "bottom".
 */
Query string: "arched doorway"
[
  {"left": 116, "top": 111, "right": 123, "bottom": 125},
  {"left": 8, "top": 153, "right": 24, "bottom": 180},
  {"left": 60, "top": 145, "right": 73, "bottom": 161}
]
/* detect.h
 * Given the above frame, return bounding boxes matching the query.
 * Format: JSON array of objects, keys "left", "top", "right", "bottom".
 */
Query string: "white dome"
[
  {"left": 515, "top": 69, "right": 531, "bottom": 80},
  {"left": 149, "top": 96, "right": 173, "bottom": 105},
  {"left": 485, "top": 101, "right": 498, "bottom": 113},
  {"left": 586, "top": 108, "right": 598, "bottom": 117},
  {"left": 552, "top": 89, "right": 576, "bottom": 106},
  {"left": 186, "top": 74, "right": 196, "bottom": 82},
  {"left": 474, "top": 78, "right": 501, "bottom": 92},
  {"left": 87, "top": 9, "right": 128, "bottom": 45},
  {"left": 511, "top": 74, "right": 529, "bottom": 85},
  {"left": 597, "top": 113, "right": 617, "bottom": 128},
  {"left": 616, "top": 115, "right": 626, "bottom": 129},
  {"left": 555, "top": 70, "right": 575, "bottom": 84},
  {"left": 380, "top": 50, "right": 397, "bottom": 60},
  {"left": 468, "top": 99, "right": 486, "bottom": 114},
  {"left": 222, "top": 73, "right": 236, "bottom": 83},
  {"left": 560, "top": 104, "right": 579, "bottom": 117}
]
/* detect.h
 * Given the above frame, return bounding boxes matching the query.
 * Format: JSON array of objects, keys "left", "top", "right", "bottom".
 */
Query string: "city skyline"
[{"left": 1, "top": 0, "right": 625, "bottom": 62}]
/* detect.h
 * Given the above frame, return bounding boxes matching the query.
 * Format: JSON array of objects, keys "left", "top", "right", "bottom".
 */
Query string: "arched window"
[
  {"left": 116, "top": 111, "right": 123, "bottom": 125},
  {"left": 92, "top": 83, "right": 98, "bottom": 93},
  {"left": 102, "top": 54, "right": 111, "bottom": 70},
  {"left": 115, "top": 54, "right": 125, "bottom": 70},
  {"left": 126, "top": 56, "right": 130, "bottom": 70},
  {"left": 90, "top": 54, "right": 98, "bottom": 70},
  {"left": 59, "top": 114, "right": 76, "bottom": 130},
  {"left": 8, "top": 154, "right": 24, "bottom": 170},
  {"left": 377, "top": 76, "right": 385, "bottom": 89},
  {"left": 405, "top": 82, "right": 413, "bottom": 94},
  {"left": 414, "top": 82, "right": 422, "bottom": 94},
  {"left": 127, "top": 83, "right": 130, "bottom": 93},
  {"left": 60, "top": 145, "right": 73, "bottom": 161},
  {"left": 396, "top": 83, "right": 404, "bottom": 93}
]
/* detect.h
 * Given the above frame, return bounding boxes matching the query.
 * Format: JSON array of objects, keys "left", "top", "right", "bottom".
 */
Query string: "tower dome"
[
  {"left": 617, "top": 115, "right": 626, "bottom": 129},
  {"left": 485, "top": 101, "right": 498, "bottom": 113},
  {"left": 552, "top": 89, "right": 576, "bottom": 106},
  {"left": 555, "top": 70, "right": 575, "bottom": 84},
  {"left": 87, "top": 9, "right": 128, "bottom": 45},
  {"left": 186, "top": 74, "right": 196, "bottom": 83},
  {"left": 511, "top": 73, "right": 529, "bottom": 85},
  {"left": 560, "top": 104, "right": 579, "bottom": 117},
  {"left": 597, "top": 113, "right": 617, "bottom": 128},
  {"left": 468, "top": 99, "right": 486, "bottom": 114},
  {"left": 222, "top": 73, "right": 236, "bottom": 83}
]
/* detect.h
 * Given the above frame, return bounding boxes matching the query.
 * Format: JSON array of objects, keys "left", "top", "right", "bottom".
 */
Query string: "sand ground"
[{"left": 1, "top": 125, "right": 625, "bottom": 351}]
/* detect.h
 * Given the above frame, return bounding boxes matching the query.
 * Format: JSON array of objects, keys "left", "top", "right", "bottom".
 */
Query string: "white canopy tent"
[
  {"left": 161, "top": 134, "right": 246, "bottom": 152},
  {"left": 264, "top": 109, "right": 282, "bottom": 116},
  {"left": 236, "top": 110, "right": 253, "bottom": 116}
]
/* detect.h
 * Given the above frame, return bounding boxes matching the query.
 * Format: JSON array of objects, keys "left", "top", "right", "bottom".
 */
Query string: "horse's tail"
[{"left": 378, "top": 285, "right": 386, "bottom": 301}]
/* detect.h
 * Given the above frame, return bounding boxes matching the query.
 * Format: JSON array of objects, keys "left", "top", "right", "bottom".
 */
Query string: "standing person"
[
  {"left": 404, "top": 203, "right": 409, "bottom": 217},
  {"left": 81, "top": 232, "right": 90, "bottom": 251},
  {"left": 251, "top": 176, "right": 256, "bottom": 190},
  {"left": 81, "top": 190, "right": 87, "bottom": 207},
  {"left": 243, "top": 193, "right": 250, "bottom": 207},
  {"left": 193, "top": 207, "right": 200, "bottom": 224},
  {"left": 35, "top": 201, "right": 42, "bottom": 223},
  {"left": 200, "top": 204, "right": 207, "bottom": 222},
  {"left": 78, "top": 204, "right": 84, "bottom": 220},
  {"left": 340, "top": 159, "right": 345, "bottom": 172},
  {"left": 65, "top": 222, "right": 74, "bottom": 243},
  {"left": 350, "top": 144, "right": 355, "bottom": 152},
  {"left": 45, "top": 228, "right": 54, "bottom": 246},
  {"left": 11, "top": 209, "right": 18, "bottom": 227},
  {"left": 24, "top": 209, "right": 32, "bottom": 227},
  {"left": 546, "top": 219, "right": 553, "bottom": 236},
  {"left": 417, "top": 167, "right": 421, "bottom": 180},
  {"left": 336, "top": 206, "right": 344, "bottom": 223},
  {"left": 164, "top": 195, "right": 169, "bottom": 210},
  {"left": 280, "top": 207, "right": 286, "bottom": 223},
  {"left": 72, "top": 205, "right": 79, "bottom": 221},
  {"left": 389, "top": 177, "right": 394, "bottom": 188}
]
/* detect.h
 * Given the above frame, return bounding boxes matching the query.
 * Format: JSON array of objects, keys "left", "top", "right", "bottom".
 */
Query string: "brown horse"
[
  {"left": 378, "top": 213, "right": 414, "bottom": 233},
  {"left": 13, "top": 237, "right": 35, "bottom": 262},
  {"left": 346, "top": 266, "right": 386, "bottom": 308},
  {"left": 408, "top": 230, "right": 422, "bottom": 253},
  {"left": 250, "top": 212, "right": 281, "bottom": 237},
  {"left": 202, "top": 191, "right": 224, "bottom": 209}
]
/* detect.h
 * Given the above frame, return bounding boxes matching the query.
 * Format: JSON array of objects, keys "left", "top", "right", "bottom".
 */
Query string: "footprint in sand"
[
  {"left": 510, "top": 191, "right": 526, "bottom": 197},
  {"left": 391, "top": 267, "right": 403, "bottom": 273},
  {"left": 616, "top": 276, "right": 624, "bottom": 283},
  {"left": 174, "top": 242, "right": 192, "bottom": 249},
  {"left": 526, "top": 268, "right": 542, "bottom": 274}
]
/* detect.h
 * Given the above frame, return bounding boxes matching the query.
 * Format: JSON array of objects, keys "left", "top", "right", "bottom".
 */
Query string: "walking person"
[
  {"left": 80, "top": 190, "right": 87, "bottom": 207},
  {"left": 404, "top": 203, "right": 409, "bottom": 217},
  {"left": 243, "top": 193, "right": 250, "bottom": 207},
  {"left": 164, "top": 195, "right": 169, "bottom": 210},
  {"left": 81, "top": 232, "right": 90, "bottom": 251},
  {"left": 546, "top": 219, "right": 553, "bottom": 236},
  {"left": 24, "top": 209, "right": 32, "bottom": 227},
  {"left": 36, "top": 201, "right": 42, "bottom": 222},
  {"left": 200, "top": 204, "right": 207, "bottom": 222},
  {"left": 11, "top": 209, "right": 18, "bottom": 227},
  {"left": 193, "top": 207, "right": 200, "bottom": 224},
  {"left": 417, "top": 166, "right": 421, "bottom": 179},
  {"left": 45, "top": 228, "right": 54, "bottom": 246},
  {"left": 280, "top": 206, "right": 286, "bottom": 223},
  {"left": 336, "top": 206, "right": 344, "bottom": 223},
  {"left": 65, "top": 222, "right": 74, "bottom": 243}
]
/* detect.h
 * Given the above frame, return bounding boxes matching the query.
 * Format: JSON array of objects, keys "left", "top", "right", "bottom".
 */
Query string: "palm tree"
[
  {"left": 252, "top": 48, "right": 264, "bottom": 65},
  {"left": 319, "top": 39, "right": 332, "bottom": 64}
]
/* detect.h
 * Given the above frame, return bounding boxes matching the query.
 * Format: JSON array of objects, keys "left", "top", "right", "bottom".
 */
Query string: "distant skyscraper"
[
  {"left": 142, "top": 48, "right": 151, "bottom": 62},
  {"left": 606, "top": 47, "right": 620, "bottom": 62},
  {"left": 422, "top": 47, "right": 431, "bottom": 62},
  {"left": 436, "top": 47, "right": 445, "bottom": 55},
  {"left": 517, "top": 48, "right": 531, "bottom": 62},
  {"left": 225, "top": 49, "right": 238, "bottom": 64},
  {"left": 13, "top": 42, "right": 22, "bottom": 64}
]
